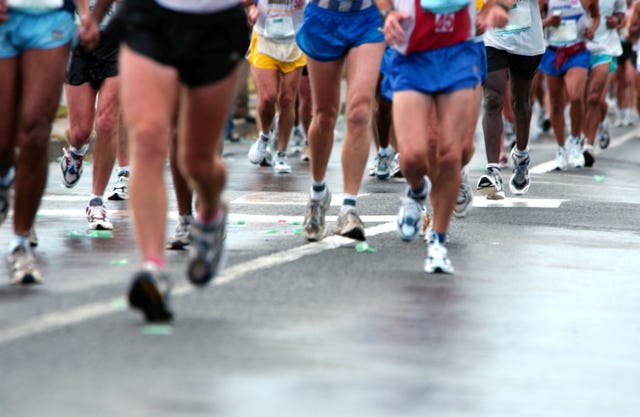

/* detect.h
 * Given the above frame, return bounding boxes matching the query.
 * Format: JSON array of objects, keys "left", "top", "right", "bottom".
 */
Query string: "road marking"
[
  {"left": 530, "top": 129, "right": 637, "bottom": 174},
  {"left": 0, "top": 222, "right": 396, "bottom": 346}
]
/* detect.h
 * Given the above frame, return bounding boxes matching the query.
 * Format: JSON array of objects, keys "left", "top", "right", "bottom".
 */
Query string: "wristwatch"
[{"left": 380, "top": 7, "right": 394, "bottom": 22}]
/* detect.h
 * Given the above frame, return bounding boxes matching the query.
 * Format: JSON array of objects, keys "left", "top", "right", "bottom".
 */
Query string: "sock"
[
  {"left": 117, "top": 166, "right": 130, "bottom": 176},
  {"left": 8, "top": 233, "right": 29, "bottom": 253},
  {"left": 430, "top": 231, "right": 447, "bottom": 244},
  {"left": 259, "top": 132, "right": 271, "bottom": 142},
  {"left": 197, "top": 205, "right": 224, "bottom": 226},
  {"left": 90, "top": 194, "right": 104, "bottom": 203},
  {"left": 143, "top": 257, "right": 166, "bottom": 270},
  {"left": 311, "top": 181, "right": 326, "bottom": 200},
  {"left": 408, "top": 179, "right": 427, "bottom": 200},
  {"left": 584, "top": 144, "right": 595, "bottom": 153},
  {"left": 341, "top": 194, "right": 357, "bottom": 212},
  {"left": 486, "top": 163, "right": 501, "bottom": 172},
  {"left": 179, "top": 214, "right": 193, "bottom": 225},
  {"left": 69, "top": 143, "right": 88, "bottom": 157},
  {"left": 378, "top": 146, "right": 391, "bottom": 157}
]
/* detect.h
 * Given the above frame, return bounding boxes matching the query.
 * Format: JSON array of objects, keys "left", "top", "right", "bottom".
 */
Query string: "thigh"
[
  {"left": 306, "top": 56, "right": 343, "bottom": 119},
  {"left": 345, "top": 41, "right": 385, "bottom": 110},
  {"left": 0, "top": 58, "right": 19, "bottom": 150},
  {"left": 437, "top": 88, "right": 479, "bottom": 154},
  {"left": 393, "top": 91, "right": 433, "bottom": 158},
  {"left": 251, "top": 66, "right": 280, "bottom": 100}
]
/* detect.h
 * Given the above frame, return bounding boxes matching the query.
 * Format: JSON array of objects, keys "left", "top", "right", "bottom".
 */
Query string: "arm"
[
  {"left": 74, "top": 0, "right": 100, "bottom": 50},
  {"left": 477, "top": 0, "right": 513, "bottom": 34},
  {"left": 540, "top": 0, "right": 562, "bottom": 28},
  {"left": 628, "top": 1, "right": 640, "bottom": 38},
  {"left": 374, "top": 0, "right": 410, "bottom": 46},
  {"left": 581, "top": 0, "right": 599, "bottom": 40},
  {"left": 92, "top": 0, "right": 116, "bottom": 25},
  {"left": 0, "top": 0, "right": 8, "bottom": 23}
]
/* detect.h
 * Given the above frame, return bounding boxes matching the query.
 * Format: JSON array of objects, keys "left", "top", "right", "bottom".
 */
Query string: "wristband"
[{"left": 496, "top": 1, "right": 510, "bottom": 13}]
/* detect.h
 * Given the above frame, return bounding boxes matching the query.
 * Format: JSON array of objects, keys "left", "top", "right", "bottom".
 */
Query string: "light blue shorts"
[
  {"left": 590, "top": 54, "right": 618, "bottom": 74},
  {"left": 388, "top": 40, "right": 483, "bottom": 96},
  {"left": 0, "top": 9, "right": 76, "bottom": 58},
  {"left": 296, "top": 3, "right": 384, "bottom": 62}
]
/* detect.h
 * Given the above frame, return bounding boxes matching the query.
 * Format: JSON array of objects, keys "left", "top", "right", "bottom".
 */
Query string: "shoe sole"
[
  {"left": 477, "top": 186, "right": 505, "bottom": 200},
  {"left": 128, "top": 274, "right": 173, "bottom": 323},
  {"left": 166, "top": 241, "right": 189, "bottom": 250},
  {"left": 424, "top": 264, "right": 454, "bottom": 274},
  {"left": 88, "top": 222, "right": 113, "bottom": 231},
  {"left": 339, "top": 226, "right": 365, "bottom": 241},
  {"left": 107, "top": 193, "right": 128, "bottom": 201}
]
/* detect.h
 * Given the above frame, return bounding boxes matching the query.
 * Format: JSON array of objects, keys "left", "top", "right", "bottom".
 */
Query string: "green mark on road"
[
  {"left": 111, "top": 298, "right": 128, "bottom": 310},
  {"left": 141, "top": 325, "right": 173, "bottom": 336},
  {"left": 110, "top": 259, "right": 129, "bottom": 265},
  {"left": 594, "top": 175, "right": 605, "bottom": 183},
  {"left": 88, "top": 230, "right": 113, "bottom": 238},
  {"left": 355, "top": 242, "right": 377, "bottom": 253}
]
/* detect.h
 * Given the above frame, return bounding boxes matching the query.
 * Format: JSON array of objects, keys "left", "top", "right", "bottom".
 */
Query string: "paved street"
[{"left": 1, "top": 116, "right": 640, "bottom": 417}]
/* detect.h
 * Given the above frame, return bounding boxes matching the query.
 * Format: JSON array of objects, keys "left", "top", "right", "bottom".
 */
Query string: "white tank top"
[
  {"left": 483, "top": 0, "right": 545, "bottom": 56},
  {"left": 154, "top": 0, "right": 239, "bottom": 13},
  {"left": 546, "top": 0, "right": 590, "bottom": 47}
]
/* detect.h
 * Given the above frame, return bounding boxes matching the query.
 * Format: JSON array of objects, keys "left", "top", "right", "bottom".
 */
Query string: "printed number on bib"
[
  {"left": 264, "top": 16, "right": 295, "bottom": 40},
  {"left": 549, "top": 19, "right": 578, "bottom": 44}
]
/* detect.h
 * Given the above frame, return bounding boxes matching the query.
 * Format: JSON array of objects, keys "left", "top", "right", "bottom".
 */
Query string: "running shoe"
[
  {"left": 303, "top": 188, "right": 332, "bottom": 241},
  {"left": 248, "top": 134, "right": 273, "bottom": 166},
  {"left": 86, "top": 197, "right": 113, "bottom": 230},
  {"left": 476, "top": 166, "right": 505, "bottom": 200},
  {"left": 454, "top": 167, "right": 473, "bottom": 218},
  {"left": 509, "top": 148, "right": 531, "bottom": 195},
  {"left": 273, "top": 151, "right": 292, "bottom": 174},
  {"left": 368, "top": 154, "right": 379, "bottom": 177},
  {"left": 187, "top": 205, "right": 228, "bottom": 287},
  {"left": 597, "top": 120, "right": 611, "bottom": 149},
  {"left": 555, "top": 145, "right": 569, "bottom": 171},
  {"left": 8, "top": 245, "right": 44, "bottom": 285},
  {"left": 583, "top": 147, "right": 595, "bottom": 168},
  {"left": 166, "top": 215, "right": 192, "bottom": 250},
  {"left": 60, "top": 145, "right": 87, "bottom": 188},
  {"left": 376, "top": 151, "right": 393, "bottom": 180},
  {"left": 291, "top": 125, "right": 305, "bottom": 153},
  {"left": 128, "top": 266, "right": 173, "bottom": 322},
  {"left": 333, "top": 209, "right": 366, "bottom": 241},
  {"left": 301, "top": 141, "right": 310, "bottom": 162},
  {"left": 107, "top": 170, "right": 130, "bottom": 201},
  {"left": 567, "top": 136, "right": 585, "bottom": 168},
  {"left": 391, "top": 153, "right": 403, "bottom": 178},
  {"left": 0, "top": 183, "right": 9, "bottom": 227},
  {"left": 397, "top": 177, "right": 430, "bottom": 241},
  {"left": 29, "top": 226, "right": 38, "bottom": 247},
  {"left": 424, "top": 232, "right": 454, "bottom": 274}
]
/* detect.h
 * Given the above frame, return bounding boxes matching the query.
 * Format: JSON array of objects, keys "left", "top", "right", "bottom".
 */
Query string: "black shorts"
[
  {"left": 617, "top": 41, "right": 637, "bottom": 66},
  {"left": 485, "top": 46, "right": 542, "bottom": 81},
  {"left": 109, "top": 0, "right": 249, "bottom": 87},
  {"left": 65, "top": 32, "right": 119, "bottom": 89}
]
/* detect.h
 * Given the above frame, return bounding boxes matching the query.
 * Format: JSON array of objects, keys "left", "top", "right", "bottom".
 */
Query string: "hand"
[
  {"left": 605, "top": 15, "right": 618, "bottom": 29},
  {"left": 382, "top": 10, "right": 410, "bottom": 46},
  {"left": 547, "top": 14, "right": 562, "bottom": 28},
  {"left": 582, "top": 26, "right": 595, "bottom": 40},
  {"left": 477, "top": 4, "right": 509, "bottom": 33},
  {"left": 78, "top": 13, "right": 99, "bottom": 51},
  {"left": 246, "top": 4, "right": 258, "bottom": 26},
  {"left": 0, "top": 0, "right": 9, "bottom": 23}
]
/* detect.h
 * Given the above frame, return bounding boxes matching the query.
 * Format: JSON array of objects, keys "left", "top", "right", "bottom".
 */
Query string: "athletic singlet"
[
  {"left": 587, "top": 0, "right": 625, "bottom": 56},
  {"left": 308, "top": 0, "right": 375, "bottom": 12},
  {"left": 253, "top": 0, "right": 305, "bottom": 42},
  {"left": 483, "top": 0, "right": 545, "bottom": 56},
  {"left": 8, "top": 0, "right": 71, "bottom": 11},
  {"left": 546, "top": 0, "right": 590, "bottom": 47},
  {"left": 154, "top": 0, "right": 240, "bottom": 13},
  {"left": 391, "top": 0, "right": 475, "bottom": 55}
]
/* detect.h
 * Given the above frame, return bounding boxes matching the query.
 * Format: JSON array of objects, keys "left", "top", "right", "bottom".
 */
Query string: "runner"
[
  {"left": 539, "top": 0, "right": 600, "bottom": 170},
  {"left": 582, "top": 0, "right": 626, "bottom": 167},
  {"left": 297, "top": 0, "right": 385, "bottom": 242},
  {"left": 477, "top": 0, "right": 545, "bottom": 199},
  {"left": 378, "top": 0, "right": 510, "bottom": 274},
  {"left": 246, "top": 0, "right": 306, "bottom": 174},
  {"left": 0, "top": 0, "right": 98, "bottom": 284},
  {"left": 113, "top": 0, "right": 249, "bottom": 322},
  {"left": 61, "top": 0, "right": 126, "bottom": 231}
]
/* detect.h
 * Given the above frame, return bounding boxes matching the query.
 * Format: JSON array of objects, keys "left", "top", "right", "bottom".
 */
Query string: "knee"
[
  {"left": 258, "top": 91, "right": 277, "bottom": 111},
  {"left": 345, "top": 103, "right": 371, "bottom": 135},
  {"left": 586, "top": 91, "right": 601, "bottom": 108},
  {"left": 129, "top": 124, "right": 168, "bottom": 166},
  {"left": 19, "top": 117, "right": 51, "bottom": 154},
  {"left": 436, "top": 146, "right": 461, "bottom": 174},
  {"left": 94, "top": 112, "right": 118, "bottom": 139},
  {"left": 278, "top": 92, "right": 296, "bottom": 112},
  {"left": 313, "top": 108, "right": 338, "bottom": 131},
  {"left": 483, "top": 88, "right": 504, "bottom": 113}
]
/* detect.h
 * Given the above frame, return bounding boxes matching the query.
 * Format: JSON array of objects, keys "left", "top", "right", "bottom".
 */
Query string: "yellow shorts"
[{"left": 247, "top": 31, "right": 306, "bottom": 73}]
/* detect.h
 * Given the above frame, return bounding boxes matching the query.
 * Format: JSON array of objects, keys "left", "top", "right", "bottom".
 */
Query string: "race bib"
[
  {"left": 420, "top": 0, "right": 469, "bottom": 14},
  {"left": 549, "top": 19, "right": 579, "bottom": 43},
  {"left": 264, "top": 15, "right": 295, "bottom": 40},
  {"left": 495, "top": 0, "right": 532, "bottom": 35},
  {"left": 8, "top": 0, "right": 63, "bottom": 9},
  {"left": 257, "top": 35, "right": 302, "bottom": 62}
]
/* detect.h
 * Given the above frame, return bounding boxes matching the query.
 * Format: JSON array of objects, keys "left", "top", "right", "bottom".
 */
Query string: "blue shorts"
[
  {"left": 0, "top": 9, "right": 76, "bottom": 58},
  {"left": 388, "top": 40, "right": 484, "bottom": 95},
  {"left": 590, "top": 54, "right": 618, "bottom": 73},
  {"left": 539, "top": 48, "right": 590, "bottom": 77},
  {"left": 296, "top": 3, "right": 384, "bottom": 62},
  {"left": 380, "top": 47, "right": 393, "bottom": 101},
  {"left": 474, "top": 40, "right": 488, "bottom": 85}
]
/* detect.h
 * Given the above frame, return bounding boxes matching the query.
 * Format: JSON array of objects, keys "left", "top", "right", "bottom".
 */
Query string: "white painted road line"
[{"left": 0, "top": 222, "right": 396, "bottom": 346}]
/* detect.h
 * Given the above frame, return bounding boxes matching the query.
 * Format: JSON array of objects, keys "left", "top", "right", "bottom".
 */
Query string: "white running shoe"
[
  {"left": 86, "top": 198, "right": 113, "bottom": 230},
  {"left": 567, "top": 136, "right": 585, "bottom": 168},
  {"left": 424, "top": 233, "right": 454, "bottom": 274},
  {"left": 555, "top": 145, "right": 569, "bottom": 171},
  {"left": 248, "top": 134, "right": 273, "bottom": 166},
  {"left": 454, "top": 167, "right": 473, "bottom": 218},
  {"left": 476, "top": 166, "right": 505, "bottom": 200},
  {"left": 273, "top": 152, "right": 292, "bottom": 174},
  {"left": 107, "top": 170, "right": 130, "bottom": 200},
  {"left": 397, "top": 177, "right": 430, "bottom": 241},
  {"left": 60, "top": 145, "right": 88, "bottom": 188}
]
